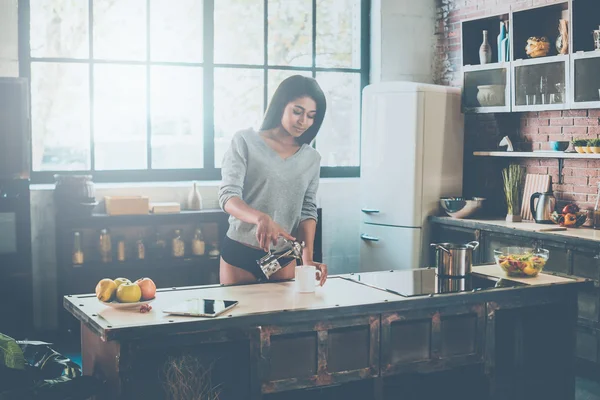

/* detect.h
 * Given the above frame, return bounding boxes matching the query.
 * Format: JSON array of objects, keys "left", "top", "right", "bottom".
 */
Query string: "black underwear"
[{"left": 220, "top": 235, "right": 295, "bottom": 281}]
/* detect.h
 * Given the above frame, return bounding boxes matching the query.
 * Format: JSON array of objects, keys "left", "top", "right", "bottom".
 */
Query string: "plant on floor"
[
  {"left": 162, "top": 355, "right": 222, "bottom": 400},
  {"left": 502, "top": 164, "right": 525, "bottom": 220}
]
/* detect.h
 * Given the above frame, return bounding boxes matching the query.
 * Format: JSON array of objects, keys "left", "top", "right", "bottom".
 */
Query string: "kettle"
[{"left": 530, "top": 191, "right": 556, "bottom": 224}]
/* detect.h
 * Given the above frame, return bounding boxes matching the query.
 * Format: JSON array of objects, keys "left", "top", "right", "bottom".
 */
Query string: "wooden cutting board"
[{"left": 521, "top": 174, "right": 552, "bottom": 221}]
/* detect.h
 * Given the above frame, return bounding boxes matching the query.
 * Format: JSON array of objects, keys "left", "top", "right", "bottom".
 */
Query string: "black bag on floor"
[{"left": 0, "top": 338, "right": 103, "bottom": 400}]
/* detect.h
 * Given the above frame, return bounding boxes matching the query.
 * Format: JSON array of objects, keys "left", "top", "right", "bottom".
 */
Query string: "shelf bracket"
[{"left": 558, "top": 158, "right": 564, "bottom": 184}]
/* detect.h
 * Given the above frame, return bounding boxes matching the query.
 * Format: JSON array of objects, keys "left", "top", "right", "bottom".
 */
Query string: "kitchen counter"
[
  {"left": 65, "top": 268, "right": 587, "bottom": 400},
  {"left": 430, "top": 216, "right": 600, "bottom": 247}
]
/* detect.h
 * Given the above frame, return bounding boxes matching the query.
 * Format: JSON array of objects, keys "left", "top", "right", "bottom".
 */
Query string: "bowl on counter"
[
  {"left": 494, "top": 247, "right": 549, "bottom": 278},
  {"left": 549, "top": 141, "right": 569, "bottom": 152},
  {"left": 440, "top": 197, "right": 486, "bottom": 219},
  {"left": 550, "top": 211, "right": 587, "bottom": 227}
]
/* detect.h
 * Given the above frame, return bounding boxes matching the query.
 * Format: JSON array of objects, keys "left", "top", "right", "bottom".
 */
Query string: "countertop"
[
  {"left": 430, "top": 216, "right": 600, "bottom": 246},
  {"left": 64, "top": 266, "right": 585, "bottom": 341}
]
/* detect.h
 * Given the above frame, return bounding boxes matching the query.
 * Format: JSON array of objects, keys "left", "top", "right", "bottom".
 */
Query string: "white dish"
[{"left": 98, "top": 298, "right": 155, "bottom": 309}]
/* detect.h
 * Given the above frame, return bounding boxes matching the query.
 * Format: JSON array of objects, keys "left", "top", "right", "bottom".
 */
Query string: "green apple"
[{"left": 113, "top": 277, "right": 132, "bottom": 289}]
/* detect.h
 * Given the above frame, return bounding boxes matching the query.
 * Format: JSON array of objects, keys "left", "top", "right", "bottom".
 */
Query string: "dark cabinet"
[{"left": 430, "top": 217, "right": 600, "bottom": 372}]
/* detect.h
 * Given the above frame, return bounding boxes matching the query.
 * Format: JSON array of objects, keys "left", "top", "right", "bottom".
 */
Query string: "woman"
[{"left": 218, "top": 75, "right": 328, "bottom": 286}]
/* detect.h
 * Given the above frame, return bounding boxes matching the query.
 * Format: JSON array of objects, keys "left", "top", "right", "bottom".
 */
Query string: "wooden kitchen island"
[{"left": 64, "top": 266, "right": 588, "bottom": 400}]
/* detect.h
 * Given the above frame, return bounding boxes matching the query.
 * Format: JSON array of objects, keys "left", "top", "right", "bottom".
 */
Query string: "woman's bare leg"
[{"left": 220, "top": 257, "right": 258, "bottom": 285}]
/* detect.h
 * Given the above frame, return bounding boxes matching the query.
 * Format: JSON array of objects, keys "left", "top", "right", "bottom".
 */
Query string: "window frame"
[{"left": 18, "top": 0, "right": 369, "bottom": 184}]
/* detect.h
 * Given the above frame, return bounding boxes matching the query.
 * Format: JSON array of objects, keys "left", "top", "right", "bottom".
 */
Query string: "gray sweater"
[{"left": 218, "top": 129, "right": 321, "bottom": 252}]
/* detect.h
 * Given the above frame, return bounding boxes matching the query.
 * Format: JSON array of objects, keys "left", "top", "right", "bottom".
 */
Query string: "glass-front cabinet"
[
  {"left": 512, "top": 55, "right": 569, "bottom": 111},
  {"left": 463, "top": 65, "right": 510, "bottom": 113},
  {"left": 571, "top": 53, "right": 600, "bottom": 109}
]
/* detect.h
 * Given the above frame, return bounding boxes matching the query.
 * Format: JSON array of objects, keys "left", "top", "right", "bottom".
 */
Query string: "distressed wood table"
[{"left": 64, "top": 265, "right": 588, "bottom": 400}]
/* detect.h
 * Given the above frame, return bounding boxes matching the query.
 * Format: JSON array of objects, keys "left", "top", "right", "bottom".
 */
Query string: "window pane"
[
  {"left": 268, "top": 0, "right": 312, "bottom": 66},
  {"left": 214, "top": 68, "right": 264, "bottom": 168},
  {"left": 215, "top": 0, "right": 263, "bottom": 64},
  {"left": 93, "top": 65, "right": 147, "bottom": 170},
  {"left": 150, "top": 0, "right": 203, "bottom": 63},
  {"left": 316, "top": 0, "right": 361, "bottom": 68},
  {"left": 315, "top": 72, "right": 360, "bottom": 166},
  {"left": 268, "top": 69, "right": 312, "bottom": 104},
  {"left": 93, "top": 0, "right": 146, "bottom": 60},
  {"left": 31, "top": 62, "right": 90, "bottom": 171},
  {"left": 30, "top": 0, "right": 89, "bottom": 59},
  {"left": 151, "top": 66, "right": 203, "bottom": 169}
]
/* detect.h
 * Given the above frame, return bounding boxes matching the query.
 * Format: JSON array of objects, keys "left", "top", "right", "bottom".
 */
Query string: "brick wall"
[{"left": 435, "top": 0, "right": 600, "bottom": 214}]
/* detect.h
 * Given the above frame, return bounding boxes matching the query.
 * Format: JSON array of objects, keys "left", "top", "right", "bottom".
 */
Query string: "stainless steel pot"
[{"left": 430, "top": 241, "right": 479, "bottom": 277}]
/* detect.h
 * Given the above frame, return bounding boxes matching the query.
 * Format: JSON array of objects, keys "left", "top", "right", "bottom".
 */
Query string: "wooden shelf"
[
  {"left": 57, "top": 209, "right": 229, "bottom": 229},
  {"left": 473, "top": 151, "right": 600, "bottom": 159},
  {"left": 64, "top": 255, "right": 220, "bottom": 271},
  {"left": 472, "top": 151, "right": 600, "bottom": 183}
]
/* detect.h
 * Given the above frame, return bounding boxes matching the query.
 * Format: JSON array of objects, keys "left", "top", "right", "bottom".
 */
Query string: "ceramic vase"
[
  {"left": 187, "top": 182, "right": 203, "bottom": 210},
  {"left": 479, "top": 30, "right": 492, "bottom": 65}
]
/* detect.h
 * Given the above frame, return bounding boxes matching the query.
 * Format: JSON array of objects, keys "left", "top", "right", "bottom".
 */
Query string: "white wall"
[{"left": 1, "top": 0, "right": 436, "bottom": 330}]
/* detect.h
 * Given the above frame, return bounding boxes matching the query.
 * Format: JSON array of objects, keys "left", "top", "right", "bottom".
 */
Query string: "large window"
[{"left": 20, "top": 0, "right": 368, "bottom": 183}]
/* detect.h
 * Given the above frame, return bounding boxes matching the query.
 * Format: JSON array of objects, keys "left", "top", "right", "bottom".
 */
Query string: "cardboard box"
[{"left": 104, "top": 196, "right": 150, "bottom": 215}]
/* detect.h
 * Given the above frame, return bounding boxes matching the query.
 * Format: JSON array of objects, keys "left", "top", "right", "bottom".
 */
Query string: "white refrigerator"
[{"left": 359, "top": 82, "right": 464, "bottom": 272}]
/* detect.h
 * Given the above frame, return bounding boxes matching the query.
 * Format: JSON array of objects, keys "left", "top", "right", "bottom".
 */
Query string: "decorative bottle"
[
  {"left": 501, "top": 21, "right": 510, "bottom": 62},
  {"left": 479, "top": 30, "right": 492, "bottom": 65},
  {"left": 72, "top": 231, "right": 84, "bottom": 265},
  {"left": 187, "top": 182, "right": 203, "bottom": 210},
  {"left": 99, "top": 229, "right": 112, "bottom": 263},
  {"left": 497, "top": 22, "right": 506, "bottom": 63},
  {"left": 594, "top": 183, "right": 600, "bottom": 230},
  {"left": 172, "top": 229, "right": 185, "bottom": 258},
  {"left": 191, "top": 228, "right": 206, "bottom": 256}
]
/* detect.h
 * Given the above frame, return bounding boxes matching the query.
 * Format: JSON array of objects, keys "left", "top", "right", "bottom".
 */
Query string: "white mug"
[{"left": 295, "top": 265, "right": 320, "bottom": 293}]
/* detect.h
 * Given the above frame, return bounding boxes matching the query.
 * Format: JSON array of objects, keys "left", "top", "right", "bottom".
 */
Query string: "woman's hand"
[
  {"left": 256, "top": 214, "right": 295, "bottom": 252},
  {"left": 303, "top": 260, "right": 328, "bottom": 286}
]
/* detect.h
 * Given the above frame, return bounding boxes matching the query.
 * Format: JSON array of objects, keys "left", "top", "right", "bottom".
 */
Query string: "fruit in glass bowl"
[
  {"left": 494, "top": 247, "right": 549, "bottom": 277},
  {"left": 551, "top": 211, "right": 587, "bottom": 227}
]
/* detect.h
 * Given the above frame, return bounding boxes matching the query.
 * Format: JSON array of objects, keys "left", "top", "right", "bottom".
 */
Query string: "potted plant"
[
  {"left": 502, "top": 164, "right": 525, "bottom": 222},
  {"left": 590, "top": 138, "right": 600, "bottom": 154},
  {"left": 572, "top": 139, "right": 588, "bottom": 154}
]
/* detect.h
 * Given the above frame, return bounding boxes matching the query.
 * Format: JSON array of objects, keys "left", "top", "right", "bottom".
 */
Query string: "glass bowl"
[{"left": 494, "top": 247, "right": 549, "bottom": 277}]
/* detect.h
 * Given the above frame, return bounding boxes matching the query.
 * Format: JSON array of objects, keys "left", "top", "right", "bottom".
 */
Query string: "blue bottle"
[{"left": 497, "top": 21, "right": 507, "bottom": 63}]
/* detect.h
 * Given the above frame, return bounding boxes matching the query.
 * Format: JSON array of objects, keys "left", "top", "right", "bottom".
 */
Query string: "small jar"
[
  {"left": 172, "top": 229, "right": 185, "bottom": 258},
  {"left": 72, "top": 231, "right": 84, "bottom": 265},
  {"left": 99, "top": 229, "right": 112, "bottom": 263},
  {"left": 191, "top": 228, "right": 205, "bottom": 256},
  {"left": 117, "top": 239, "right": 126, "bottom": 262},
  {"left": 136, "top": 239, "right": 145, "bottom": 260}
]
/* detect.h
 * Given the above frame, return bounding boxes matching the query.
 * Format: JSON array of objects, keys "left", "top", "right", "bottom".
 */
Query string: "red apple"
[
  {"left": 135, "top": 278, "right": 156, "bottom": 300},
  {"left": 562, "top": 203, "right": 579, "bottom": 214}
]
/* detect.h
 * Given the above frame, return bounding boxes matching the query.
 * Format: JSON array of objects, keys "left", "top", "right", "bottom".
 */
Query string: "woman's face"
[{"left": 280, "top": 96, "right": 317, "bottom": 138}]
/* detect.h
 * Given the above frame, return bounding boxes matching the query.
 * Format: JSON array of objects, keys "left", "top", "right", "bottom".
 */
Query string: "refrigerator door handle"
[
  {"left": 360, "top": 234, "right": 380, "bottom": 242},
  {"left": 361, "top": 208, "right": 380, "bottom": 214}
]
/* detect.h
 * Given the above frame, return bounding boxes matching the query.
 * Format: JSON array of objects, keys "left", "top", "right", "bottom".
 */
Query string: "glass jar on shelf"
[
  {"left": 152, "top": 231, "right": 167, "bottom": 258},
  {"left": 117, "top": 237, "right": 126, "bottom": 262},
  {"left": 136, "top": 238, "right": 145, "bottom": 260},
  {"left": 72, "top": 231, "right": 84, "bottom": 265},
  {"left": 172, "top": 229, "right": 185, "bottom": 258},
  {"left": 99, "top": 229, "right": 112, "bottom": 263},
  {"left": 191, "top": 228, "right": 206, "bottom": 256}
]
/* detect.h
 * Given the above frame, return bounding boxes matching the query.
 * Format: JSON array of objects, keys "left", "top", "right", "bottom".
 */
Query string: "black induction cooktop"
[{"left": 344, "top": 268, "right": 527, "bottom": 297}]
